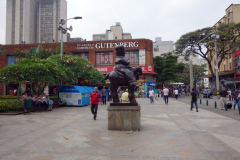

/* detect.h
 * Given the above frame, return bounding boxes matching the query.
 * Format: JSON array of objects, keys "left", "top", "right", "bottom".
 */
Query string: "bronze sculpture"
[{"left": 105, "top": 45, "right": 143, "bottom": 103}]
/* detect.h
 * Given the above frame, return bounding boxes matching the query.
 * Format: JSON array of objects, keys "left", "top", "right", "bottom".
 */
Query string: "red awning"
[{"left": 142, "top": 71, "right": 158, "bottom": 75}]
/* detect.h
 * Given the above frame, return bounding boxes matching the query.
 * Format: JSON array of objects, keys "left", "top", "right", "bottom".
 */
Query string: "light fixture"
[{"left": 74, "top": 16, "right": 82, "bottom": 19}]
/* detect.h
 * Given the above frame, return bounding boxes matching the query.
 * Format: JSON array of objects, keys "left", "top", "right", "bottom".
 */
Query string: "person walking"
[
  {"left": 190, "top": 88, "right": 198, "bottom": 112},
  {"left": 174, "top": 88, "right": 179, "bottom": 100},
  {"left": 142, "top": 89, "right": 145, "bottom": 99},
  {"left": 101, "top": 86, "right": 107, "bottom": 105},
  {"left": 163, "top": 87, "right": 169, "bottom": 104},
  {"left": 90, "top": 86, "right": 102, "bottom": 120},
  {"left": 149, "top": 88, "right": 155, "bottom": 104},
  {"left": 220, "top": 87, "right": 228, "bottom": 110},
  {"left": 228, "top": 89, "right": 232, "bottom": 101},
  {"left": 232, "top": 89, "right": 239, "bottom": 110},
  {"left": 158, "top": 89, "right": 162, "bottom": 99},
  {"left": 154, "top": 88, "right": 159, "bottom": 100},
  {"left": 107, "top": 87, "right": 111, "bottom": 101}
]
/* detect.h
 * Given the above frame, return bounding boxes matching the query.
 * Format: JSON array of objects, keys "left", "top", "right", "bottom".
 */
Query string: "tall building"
[
  {"left": 5, "top": 0, "right": 67, "bottom": 44},
  {"left": 36, "top": 0, "right": 67, "bottom": 43},
  {"left": 6, "top": 0, "right": 39, "bottom": 44},
  {"left": 153, "top": 37, "right": 174, "bottom": 57},
  {"left": 92, "top": 22, "right": 132, "bottom": 41}
]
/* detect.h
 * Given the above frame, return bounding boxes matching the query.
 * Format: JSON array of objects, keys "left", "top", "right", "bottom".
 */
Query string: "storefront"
[{"left": 0, "top": 39, "right": 155, "bottom": 96}]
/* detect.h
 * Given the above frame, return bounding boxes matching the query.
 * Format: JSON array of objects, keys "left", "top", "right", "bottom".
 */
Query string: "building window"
[
  {"left": 73, "top": 52, "right": 89, "bottom": 61},
  {"left": 224, "top": 65, "right": 226, "bottom": 71},
  {"left": 125, "top": 51, "right": 139, "bottom": 64},
  {"left": 8, "top": 56, "right": 17, "bottom": 66},
  {"left": 96, "top": 52, "right": 113, "bottom": 65},
  {"left": 230, "top": 63, "right": 231, "bottom": 70},
  {"left": 229, "top": 54, "right": 231, "bottom": 58}
]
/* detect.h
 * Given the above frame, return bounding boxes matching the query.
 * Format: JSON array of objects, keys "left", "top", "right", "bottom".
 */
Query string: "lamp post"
[{"left": 58, "top": 16, "right": 82, "bottom": 59}]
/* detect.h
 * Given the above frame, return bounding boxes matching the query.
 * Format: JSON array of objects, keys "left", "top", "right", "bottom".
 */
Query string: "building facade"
[
  {"left": 0, "top": 39, "right": 157, "bottom": 96},
  {"left": 153, "top": 37, "right": 174, "bottom": 57},
  {"left": 5, "top": 0, "right": 67, "bottom": 45},
  {"left": 206, "top": 4, "right": 240, "bottom": 90},
  {"left": 36, "top": 0, "right": 67, "bottom": 43},
  {"left": 92, "top": 22, "right": 132, "bottom": 41}
]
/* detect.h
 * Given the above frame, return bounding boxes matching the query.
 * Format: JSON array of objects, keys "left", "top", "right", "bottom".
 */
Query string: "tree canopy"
[
  {"left": 153, "top": 52, "right": 185, "bottom": 85},
  {"left": 175, "top": 23, "right": 240, "bottom": 83}
]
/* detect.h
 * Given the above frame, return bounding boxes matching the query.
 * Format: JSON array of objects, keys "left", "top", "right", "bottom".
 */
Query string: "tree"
[
  {"left": 179, "top": 64, "right": 207, "bottom": 85},
  {"left": 153, "top": 52, "right": 185, "bottom": 86},
  {"left": 0, "top": 58, "right": 76, "bottom": 98},
  {"left": 0, "top": 47, "right": 6, "bottom": 55},
  {"left": 175, "top": 23, "right": 240, "bottom": 87},
  {"left": 13, "top": 45, "right": 53, "bottom": 59},
  {"left": 47, "top": 55, "right": 105, "bottom": 85}
]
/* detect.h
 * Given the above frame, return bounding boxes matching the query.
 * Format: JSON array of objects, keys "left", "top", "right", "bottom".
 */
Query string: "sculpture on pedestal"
[{"left": 105, "top": 45, "right": 143, "bottom": 103}]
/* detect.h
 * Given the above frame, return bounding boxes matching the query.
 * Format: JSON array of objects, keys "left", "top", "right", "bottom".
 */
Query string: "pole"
[
  {"left": 214, "top": 27, "right": 220, "bottom": 97},
  {"left": 190, "top": 52, "right": 193, "bottom": 92},
  {"left": 60, "top": 29, "right": 63, "bottom": 59}
]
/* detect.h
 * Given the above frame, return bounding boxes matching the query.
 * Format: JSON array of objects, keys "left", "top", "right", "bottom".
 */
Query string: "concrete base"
[{"left": 107, "top": 105, "right": 141, "bottom": 131}]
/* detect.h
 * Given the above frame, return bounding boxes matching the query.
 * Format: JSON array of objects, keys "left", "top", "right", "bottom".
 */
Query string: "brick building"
[{"left": 0, "top": 39, "right": 157, "bottom": 97}]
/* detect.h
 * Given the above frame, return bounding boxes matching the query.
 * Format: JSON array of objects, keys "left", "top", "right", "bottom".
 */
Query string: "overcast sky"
[{"left": 0, "top": 0, "right": 239, "bottom": 44}]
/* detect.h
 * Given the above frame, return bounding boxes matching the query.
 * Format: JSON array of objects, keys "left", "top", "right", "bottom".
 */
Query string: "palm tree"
[{"left": 0, "top": 47, "right": 6, "bottom": 55}]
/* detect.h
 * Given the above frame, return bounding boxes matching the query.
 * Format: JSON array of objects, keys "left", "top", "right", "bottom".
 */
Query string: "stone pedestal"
[{"left": 107, "top": 104, "right": 141, "bottom": 131}]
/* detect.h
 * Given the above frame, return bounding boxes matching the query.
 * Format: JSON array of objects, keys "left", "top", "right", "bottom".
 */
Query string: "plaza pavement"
[{"left": 1, "top": 97, "right": 240, "bottom": 160}]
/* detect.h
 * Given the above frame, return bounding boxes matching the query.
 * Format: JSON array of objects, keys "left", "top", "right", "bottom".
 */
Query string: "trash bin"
[{"left": 24, "top": 99, "right": 32, "bottom": 109}]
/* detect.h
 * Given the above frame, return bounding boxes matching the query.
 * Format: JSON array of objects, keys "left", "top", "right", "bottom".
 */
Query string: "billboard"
[{"left": 139, "top": 49, "right": 145, "bottom": 66}]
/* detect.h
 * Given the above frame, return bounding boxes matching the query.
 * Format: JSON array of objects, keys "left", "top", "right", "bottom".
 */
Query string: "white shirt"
[
  {"left": 163, "top": 88, "right": 169, "bottom": 96},
  {"left": 228, "top": 91, "right": 231, "bottom": 96},
  {"left": 149, "top": 90, "right": 154, "bottom": 97},
  {"left": 174, "top": 90, "right": 178, "bottom": 95}
]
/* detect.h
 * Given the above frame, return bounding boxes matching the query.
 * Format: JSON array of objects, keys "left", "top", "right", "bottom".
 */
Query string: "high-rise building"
[
  {"left": 6, "top": 0, "right": 39, "bottom": 44},
  {"left": 5, "top": 0, "right": 67, "bottom": 45},
  {"left": 36, "top": 0, "right": 67, "bottom": 43},
  {"left": 92, "top": 22, "right": 132, "bottom": 41}
]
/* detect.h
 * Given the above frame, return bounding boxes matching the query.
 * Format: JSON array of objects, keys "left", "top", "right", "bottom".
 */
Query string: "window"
[
  {"left": 224, "top": 65, "right": 226, "bottom": 71},
  {"left": 229, "top": 54, "right": 231, "bottom": 58},
  {"left": 125, "top": 51, "right": 139, "bottom": 64},
  {"left": 8, "top": 56, "right": 17, "bottom": 66},
  {"left": 73, "top": 53, "right": 89, "bottom": 61},
  {"left": 230, "top": 63, "right": 232, "bottom": 70},
  {"left": 96, "top": 52, "right": 113, "bottom": 65}
]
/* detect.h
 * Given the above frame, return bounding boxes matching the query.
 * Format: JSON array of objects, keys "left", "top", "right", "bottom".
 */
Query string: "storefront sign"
[
  {"left": 94, "top": 67, "right": 114, "bottom": 72},
  {"left": 141, "top": 66, "right": 154, "bottom": 72},
  {"left": 77, "top": 41, "right": 139, "bottom": 50},
  {"left": 139, "top": 49, "right": 145, "bottom": 66}
]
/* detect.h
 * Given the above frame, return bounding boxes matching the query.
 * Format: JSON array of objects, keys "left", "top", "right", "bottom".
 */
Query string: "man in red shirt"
[{"left": 90, "top": 86, "right": 102, "bottom": 120}]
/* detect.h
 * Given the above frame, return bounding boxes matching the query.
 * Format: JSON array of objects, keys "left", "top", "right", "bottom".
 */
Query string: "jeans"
[
  {"left": 159, "top": 94, "right": 161, "bottom": 98},
  {"left": 91, "top": 104, "right": 98, "bottom": 118},
  {"left": 175, "top": 94, "right": 178, "bottom": 100},
  {"left": 234, "top": 100, "right": 239, "bottom": 109},
  {"left": 107, "top": 95, "right": 111, "bottom": 101},
  {"left": 229, "top": 95, "right": 231, "bottom": 101},
  {"left": 164, "top": 96, "right": 168, "bottom": 104},
  {"left": 191, "top": 101, "right": 198, "bottom": 110},
  {"left": 102, "top": 96, "right": 106, "bottom": 105},
  {"left": 150, "top": 96, "right": 154, "bottom": 103}
]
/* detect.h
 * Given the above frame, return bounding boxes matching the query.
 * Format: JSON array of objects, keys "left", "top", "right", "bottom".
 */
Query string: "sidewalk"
[{"left": 0, "top": 98, "right": 240, "bottom": 159}]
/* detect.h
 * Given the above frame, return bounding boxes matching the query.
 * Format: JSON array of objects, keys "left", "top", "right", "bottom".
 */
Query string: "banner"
[{"left": 139, "top": 49, "right": 145, "bottom": 66}]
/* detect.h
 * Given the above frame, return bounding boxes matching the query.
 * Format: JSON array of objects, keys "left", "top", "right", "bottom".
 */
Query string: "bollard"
[
  {"left": 225, "top": 103, "right": 228, "bottom": 111},
  {"left": 215, "top": 101, "right": 217, "bottom": 108},
  {"left": 206, "top": 100, "right": 208, "bottom": 106},
  {"left": 200, "top": 99, "right": 202, "bottom": 104}
]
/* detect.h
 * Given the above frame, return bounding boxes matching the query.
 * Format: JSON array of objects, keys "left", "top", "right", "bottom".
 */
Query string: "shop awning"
[
  {"left": 142, "top": 71, "right": 158, "bottom": 75},
  {"left": 201, "top": 70, "right": 234, "bottom": 78}
]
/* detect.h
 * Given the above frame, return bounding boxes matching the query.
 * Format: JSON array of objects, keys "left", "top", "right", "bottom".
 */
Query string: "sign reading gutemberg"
[{"left": 77, "top": 41, "right": 139, "bottom": 50}]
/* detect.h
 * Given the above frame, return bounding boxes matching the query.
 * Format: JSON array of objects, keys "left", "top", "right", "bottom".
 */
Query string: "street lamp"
[{"left": 58, "top": 16, "right": 82, "bottom": 59}]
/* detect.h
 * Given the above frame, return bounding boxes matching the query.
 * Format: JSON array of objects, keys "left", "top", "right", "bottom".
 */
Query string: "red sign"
[
  {"left": 94, "top": 66, "right": 154, "bottom": 73},
  {"left": 141, "top": 66, "right": 154, "bottom": 72},
  {"left": 95, "top": 67, "right": 114, "bottom": 73}
]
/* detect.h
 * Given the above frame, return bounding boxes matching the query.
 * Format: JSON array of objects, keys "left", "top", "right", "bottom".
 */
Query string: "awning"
[
  {"left": 142, "top": 71, "right": 158, "bottom": 75},
  {"left": 201, "top": 70, "right": 234, "bottom": 78}
]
